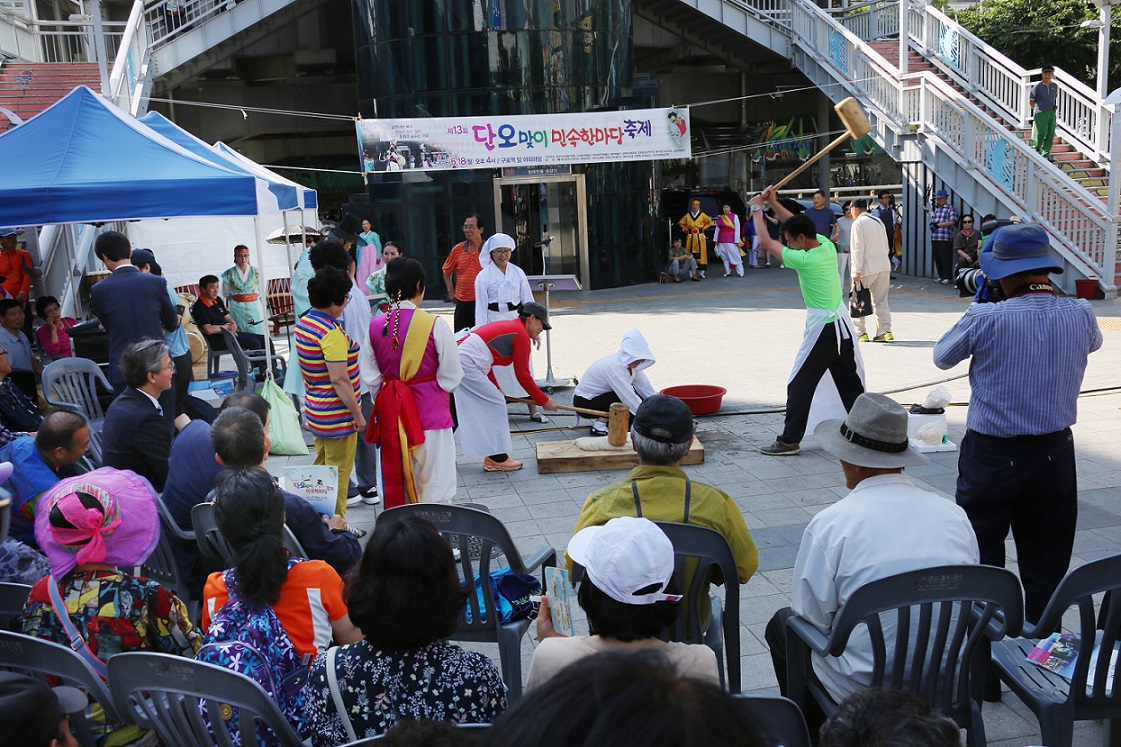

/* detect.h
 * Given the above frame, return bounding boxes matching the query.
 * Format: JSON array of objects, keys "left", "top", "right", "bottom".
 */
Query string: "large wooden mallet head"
[{"left": 773, "top": 97, "right": 872, "bottom": 191}]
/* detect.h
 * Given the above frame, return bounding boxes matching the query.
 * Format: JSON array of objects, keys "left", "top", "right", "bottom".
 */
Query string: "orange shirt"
[
  {"left": 441, "top": 241, "right": 483, "bottom": 302},
  {"left": 202, "top": 559, "right": 348, "bottom": 661},
  {"left": 0, "top": 249, "right": 33, "bottom": 298}
]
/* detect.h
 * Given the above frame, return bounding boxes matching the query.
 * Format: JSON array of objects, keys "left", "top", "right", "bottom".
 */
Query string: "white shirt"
[
  {"left": 790, "top": 473, "right": 979, "bottom": 700},
  {"left": 573, "top": 327, "right": 657, "bottom": 411},
  {"left": 341, "top": 280, "right": 374, "bottom": 395},
  {"left": 136, "top": 387, "right": 162, "bottom": 414},
  {"left": 359, "top": 301, "right": 463, "bottom": 397},
  {"left": 849, "top": 212, "right": 892, "bottom": 277},
  {"left": 473, "top": 262, "right": 534, "bottom": 328}
]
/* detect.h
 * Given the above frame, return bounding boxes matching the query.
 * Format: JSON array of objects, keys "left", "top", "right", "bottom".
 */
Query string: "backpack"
[{"left": 195, "top": 558, "right": 310, "bottom": 746}]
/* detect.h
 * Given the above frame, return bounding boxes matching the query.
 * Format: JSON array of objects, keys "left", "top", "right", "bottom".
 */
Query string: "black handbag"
[{"left": 849, "top": 281, "right": 873, "bottom": 318}]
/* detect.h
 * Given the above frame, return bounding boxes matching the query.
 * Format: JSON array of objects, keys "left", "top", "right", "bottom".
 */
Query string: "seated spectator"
[
  {"left": 190, "top": 274, "right": 268, "bottom": 372},
  {"left": 20, "top": 468, "right": 200, "bottom": 745},
  {"left": 0, "top": 298, "right": 40, "bottom": 399},
  {"left": 0, "top": 411, "right": 89, "bottom": 545},
  {"left": 766, "top": 393, "right": 978, "bottom": 733},
  {"left": 528, "top": 516, "right": 717, "bottom": 689},
  {"left": 818, "top": 688, "right": 963, "bottom": 747},
  {"left": 208, "top": 400, "right": 361, "bottom": 574},
  {"left": 571, "top": 394, "right": 758, "bottom": 627},
  {"left": 34, "top": 296, "right": 76, "bottom": 360},
  {"left": 0, "top": 671, "right": 87, "bottom": 747},
  {"left": 201, "top": 468, "right": 361, "bottom": 663},
  {"left": 572, "top": 328, "right": 656, "bottom": 436},
  {"left": 488, "top": 651, "right": 763, "bottom": 747},
  {"left": 304, "top": 515, "right": 507, "bottom": 744},
  {"left": 0, "top": 344, "right": 42, "bottom": 441},
  {"left": 666, "top": 238, "right": 699, "bottom": 282},
  {"left": 101, "top": 339, "right": 174, "bottom": 490},
  {"left": 953, "top": 215, "right": 982, "bottom": 273}
]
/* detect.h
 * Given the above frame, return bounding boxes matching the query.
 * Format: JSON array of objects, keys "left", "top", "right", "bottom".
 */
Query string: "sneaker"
[
  {"left": 346, "top": 525, "right": 367, "bottom": 539},
  {"left": 346, "top": 495, "right": 364, "bottom": 507},
  {"left": 699, "top": 271, "right": 706, "bottom": 278},
  {"left": 857, "top": 333, "right": 870, "bottom": 343},
  {"left": 483, "top": 456, "right": 524, "bottom": 472},
  {"left": 873, "top": 332, "right": 895, "bottom": 342},
  {"left": 529, "top": 412, "right": 550, "bottom": 424},
  {"left": 359, "top": 485, "right": 380, "bottom": 505},
  {"left": 724, "top": 272, "right": 732, "bottom": 277},
  {"left": 941, "top": 278, "right": 952, "bottom": 285},
  {"left": 590, "top": 420, "right": 609, "bottom": 436},
  {"left": 760, "top": 439, "right": 800, "bottom": 456}
]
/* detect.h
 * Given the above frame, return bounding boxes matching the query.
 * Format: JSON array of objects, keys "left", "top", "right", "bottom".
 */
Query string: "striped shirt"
[
  {"left": 933, "top": 294, "right": 1102, "bottom": 437},
  {"left": 295, "top": 309, "right": 360, "bottom": 439}
]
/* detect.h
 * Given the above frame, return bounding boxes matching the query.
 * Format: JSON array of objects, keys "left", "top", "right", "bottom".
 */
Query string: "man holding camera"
[{"left": 933, "top": 224, "right": 1101, "bottom": 623}]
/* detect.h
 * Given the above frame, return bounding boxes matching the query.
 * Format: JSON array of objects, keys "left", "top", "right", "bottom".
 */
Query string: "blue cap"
[
  {"left": 978, "top": 224, "right": 1062, "bottom": 280},
  {"left": 934, "top": 189, "right": 950, "bottom": 199},
  {"left": 0, "top": 228, "right": 17, "bottom": 237}
]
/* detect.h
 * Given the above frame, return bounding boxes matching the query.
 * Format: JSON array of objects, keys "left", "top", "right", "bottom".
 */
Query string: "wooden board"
[{"left": 535, "top": 437, "right": 704, "bottom": 474}]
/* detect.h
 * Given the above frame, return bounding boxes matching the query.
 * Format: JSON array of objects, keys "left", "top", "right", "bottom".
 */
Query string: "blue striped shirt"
[{"left": 933, "top": 294, "right": 1102, "bottom": 437}]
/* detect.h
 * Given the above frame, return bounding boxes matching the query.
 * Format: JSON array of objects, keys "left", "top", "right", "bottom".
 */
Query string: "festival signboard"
[{"left": 355, "top": 107, "right": 691, "bottom": 173}]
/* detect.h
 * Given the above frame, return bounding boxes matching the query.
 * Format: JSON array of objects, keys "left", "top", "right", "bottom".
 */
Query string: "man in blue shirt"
[
  {"left": 1029, "top": 66, "right": 1058, "bottom": 161},
  {"left": 933, "top": 224, "right": 1101, "bottom": 622},
  {"left": 804, "top": 190, "right": 838, "bottom": 246}
]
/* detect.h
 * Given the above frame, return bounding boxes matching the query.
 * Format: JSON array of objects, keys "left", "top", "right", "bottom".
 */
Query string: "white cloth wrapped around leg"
[{"left": 454, "top": 365, "right": 513, "bottom": 458}]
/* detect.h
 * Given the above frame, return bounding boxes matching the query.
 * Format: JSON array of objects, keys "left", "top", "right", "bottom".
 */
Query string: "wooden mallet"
[
  {"left": 771, "top": 97, "right": 873, "bottom": 191},
  {"left": 509, "top": 398, "right": 632, "bottom": 447}
]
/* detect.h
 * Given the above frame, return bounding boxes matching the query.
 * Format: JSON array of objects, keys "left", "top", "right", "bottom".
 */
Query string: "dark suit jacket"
[
  {"left": 102, "top": 387, "right": 172, "bottom": 491},
  {"left": 91, "top": 265, "right": 179, "bottom": 389}
]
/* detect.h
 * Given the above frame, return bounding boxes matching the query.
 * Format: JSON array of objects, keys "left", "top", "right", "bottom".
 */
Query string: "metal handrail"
[
  {"left": 107, "top": 0, "right": 150, "bottom": 114},
  {"left": 1, "top": 5, "right": 124, "bottom": 65}
]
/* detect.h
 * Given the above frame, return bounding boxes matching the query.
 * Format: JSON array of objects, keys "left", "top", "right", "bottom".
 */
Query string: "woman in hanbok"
[
  {"left": 356, "top": 218, "right": 384, "bottom": 292},
  {"left": 220, "top": 245, "right": 266, "bottom": 335}
]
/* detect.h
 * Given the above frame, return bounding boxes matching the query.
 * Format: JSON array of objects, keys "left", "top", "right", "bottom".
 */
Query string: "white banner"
[{"left": 356, "top": 108, "right": 691, "bottom": 173}]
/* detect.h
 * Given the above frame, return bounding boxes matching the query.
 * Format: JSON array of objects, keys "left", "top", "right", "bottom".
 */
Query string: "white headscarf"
[{"left": 479, "top": 233, "right": 517, "bottom": 268}]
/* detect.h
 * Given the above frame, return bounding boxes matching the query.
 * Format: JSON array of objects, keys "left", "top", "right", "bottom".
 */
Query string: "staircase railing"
[
  {"left": 37, "top": 223, "right": 98, "bottom": 319},
  {"left": 828, "top": 0, "right": 898, "bottom": 41},
  {"left": 107, "top": 0, "right": 152, "bottom": 116},
  {"left": 786, "top": 0, "right": 1115, "bottom": 292},
  {"left": 905, "top": 3, "right": 1112, "bottom": 167},
  {"left": 0, "top": 4, "right": 123, "bottom": 70},
  {"left": 145, "top": 0, "right": 250, "bottom": 48}
]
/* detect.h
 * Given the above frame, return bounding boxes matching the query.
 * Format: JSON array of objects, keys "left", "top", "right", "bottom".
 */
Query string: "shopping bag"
[
  {"left": 261, "top": 379, "right": 309, "bottom": 455},
  {"left": 849, "top": 282, "right": 873, "bottom": 318}
]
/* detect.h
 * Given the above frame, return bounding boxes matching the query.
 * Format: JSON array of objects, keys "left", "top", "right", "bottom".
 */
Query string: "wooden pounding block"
[
  {"left": 607, "top": 402, "right": 629, "bottom": 447},
  {"left": 535, "top": 436, "right": 704, "bottom": 474}
]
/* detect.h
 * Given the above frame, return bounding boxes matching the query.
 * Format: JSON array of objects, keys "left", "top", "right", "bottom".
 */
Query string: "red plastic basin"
[{"left": 660, "top": 385, "right": 727, "bottom": 416}]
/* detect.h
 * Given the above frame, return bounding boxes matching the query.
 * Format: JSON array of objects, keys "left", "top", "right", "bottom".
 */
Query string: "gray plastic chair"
[
  {"left": 733, "top": 694, "right": 812, "bottom": 747},
  {"left": 654, "top": 521, "right": 742, "bottom": 693},
  {"left": 991, "top": 553, "right": 1121, "bottom": 747},
  {"left": 379, "top": 504, "right": 557, "bottom": 700},
  {"left": 143, "top": 499, "right": 199, "bottom": 622},
  {"left": 0, "top": 630, "right": 121, "bottom": 747},
  {"left": 0, "top": 582, "right": 30, "bottom": 630},
  {"left": 74, "top": 420, "right": 104, "bottom": 473},
  {"left": 107, "top": 651, "right": 305, "bottom": 747},
  {"left": 785, "top": 564, "right": 1023, "bottom": 747},
  {"left": 192, "top": 501, "right": 308, "bottom": 568},
  {"left": 41, "top": 357, "right": 114, "bottom": 426},
  {"left": 220, "top": 328, "right": 286, "bottom": 394}
]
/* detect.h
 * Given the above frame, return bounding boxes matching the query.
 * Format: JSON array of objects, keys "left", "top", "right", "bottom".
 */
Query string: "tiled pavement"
[{"left": 269, "top": 270, "right": 1121, "bottom": 746}]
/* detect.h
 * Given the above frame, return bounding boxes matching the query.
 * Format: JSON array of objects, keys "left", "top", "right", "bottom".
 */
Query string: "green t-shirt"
[{"left": 782, "top": 235, "right": 842, "bottom": 312}]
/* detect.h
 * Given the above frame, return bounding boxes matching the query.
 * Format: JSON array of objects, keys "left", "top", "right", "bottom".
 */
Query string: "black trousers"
[
  {"left": 171, "top": 351, "right": 194, "bottom": 418},
  {"left": 765, "top": 608, "right": 827, "bottom": 736},
  {"left": 956, "top": 428, "right": 1077, "bottom": 624},
  {"left": 453, "top": 300, "right": 476, "bottom": 333},
  {"left": 932, "top": 239, "right": 954, "bottom": 281},
  {"left": 572, "top": 391, "right": 634, "bottom": 426},
  {"left": 780, "top": 322, "right": 864, "bottom": 445}
]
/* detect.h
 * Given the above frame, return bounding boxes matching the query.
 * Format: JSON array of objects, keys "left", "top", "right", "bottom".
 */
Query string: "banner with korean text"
[{"left": 356, "top": 108, "right": 691, "bottom": 173}]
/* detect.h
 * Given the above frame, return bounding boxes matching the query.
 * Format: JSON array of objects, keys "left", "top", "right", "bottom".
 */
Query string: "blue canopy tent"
[{"left": 0, "top": 86, "right": 259, "bottom": 225}]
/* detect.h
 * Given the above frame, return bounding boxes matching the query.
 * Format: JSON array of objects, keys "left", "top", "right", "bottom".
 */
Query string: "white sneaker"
[
  {"left": 361, "top": 486, "right": 380, "bottom": 506},
  {"left": 345, "top": 495, "right": 364, "bottom": 507},
  {"left": 529, "top": 412, "right": 550, "bottom": 424},
  {"left": 590, "top": 421, "right": 609, "bottom": 436}
]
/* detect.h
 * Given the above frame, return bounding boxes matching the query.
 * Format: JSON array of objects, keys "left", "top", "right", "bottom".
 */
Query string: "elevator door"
[{"left": 493, "top": 174, "right": 588, "bottom": 290}]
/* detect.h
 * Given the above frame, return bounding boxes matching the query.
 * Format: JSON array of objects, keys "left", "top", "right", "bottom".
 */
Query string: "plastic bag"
[{"left": 261, "top": 379, "right": 308, "bottom": 456}]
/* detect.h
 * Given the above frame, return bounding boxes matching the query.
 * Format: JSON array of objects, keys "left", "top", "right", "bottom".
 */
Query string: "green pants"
[{"left": 1033, "top": 109, "right": 1056, "bottom": 158}]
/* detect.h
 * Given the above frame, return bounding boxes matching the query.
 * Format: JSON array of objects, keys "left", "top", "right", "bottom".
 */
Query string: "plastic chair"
[
  {"left": 107, "top": 651, "right": 305, "bottom": 747},
  {"left": 733, "top": 694, "right": 812, "bottom": 747},
  {"left": 784, "top": 564, "right": 1024, "bottom": 747},
  {"left": 220, "top": 327, "right": 286, "bottom": 394},
  {"left": 75, "top": 422, "right": 104, "bottom": 474},
  {"left": 42, "top": 357, "right": 114, "bottom": 426},
  {"left": 192, "top": 501, "right": 308, "bottom": 568},
  {"left": 206, "top": 334, "right": 229, "bottom": 377},
  {"left": 0, "top": 582, "right": 30, "bottom": 630},
  {"left": 378, "top": 504, "right": 557, "bottom": 700},
  {"left": 0, "top": 630, "right": 121, "bottom": 747},
  {"left": 991, "top": 553, "right": 1121, "bottom": 747},
  {"left": 654, "top": 521, "right": 743, "bottom": 693},
  {"left": 143, "top": 499, "right": 199, "bottom": 622}
]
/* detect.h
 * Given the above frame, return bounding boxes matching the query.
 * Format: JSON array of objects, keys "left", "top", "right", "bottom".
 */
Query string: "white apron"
[
  {"left": 789, "top": 302, "right": 867, "bottom": 435},
  {"left": 454, "top": 361, "right": 514, "bottom": 458}
]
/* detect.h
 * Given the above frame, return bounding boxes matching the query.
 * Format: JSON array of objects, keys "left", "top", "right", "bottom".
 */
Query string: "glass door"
[{"left": 492, "top": 174, "right": 588, "bottom": 290}]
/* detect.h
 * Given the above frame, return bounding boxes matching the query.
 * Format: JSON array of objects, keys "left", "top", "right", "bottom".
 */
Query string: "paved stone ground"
[{"left": 269, "top": 268, "right": 1121, "bottom": 746}]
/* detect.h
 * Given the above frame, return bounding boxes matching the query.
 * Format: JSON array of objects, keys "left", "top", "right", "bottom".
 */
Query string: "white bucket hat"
[
  {"left": 567, "top": 516, "right": 682, "bottom": 605},
  {"left": 479, "top": 233, "right": 516, "bottom": 268}
]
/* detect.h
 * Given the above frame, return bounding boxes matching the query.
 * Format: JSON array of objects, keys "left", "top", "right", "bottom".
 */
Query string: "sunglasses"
[{"left": 962, "top": 221, "right": 973, "bottom": 225}]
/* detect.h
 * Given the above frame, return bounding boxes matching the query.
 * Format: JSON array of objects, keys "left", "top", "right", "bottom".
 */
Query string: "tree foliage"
[{"left": 951, "top": 0, "right": 1121, "bottom": 93}]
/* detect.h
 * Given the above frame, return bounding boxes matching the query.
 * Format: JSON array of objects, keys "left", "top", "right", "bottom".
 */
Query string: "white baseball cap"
[{"left": 567, "top": 516, "right": 682, "bottom": 605}]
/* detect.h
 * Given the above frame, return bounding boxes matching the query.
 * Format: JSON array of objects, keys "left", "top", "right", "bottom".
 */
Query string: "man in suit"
[
  {"left": 90, "top": 231, "right": 179, "bottom": 420},
  {"left": 101, "top": 339, "right": 174, "bottom": 491}
]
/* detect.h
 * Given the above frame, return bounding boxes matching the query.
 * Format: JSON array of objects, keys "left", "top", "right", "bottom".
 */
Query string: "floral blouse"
[{"left": 305, "top": 639, "right": 507, "bottom": 745}]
